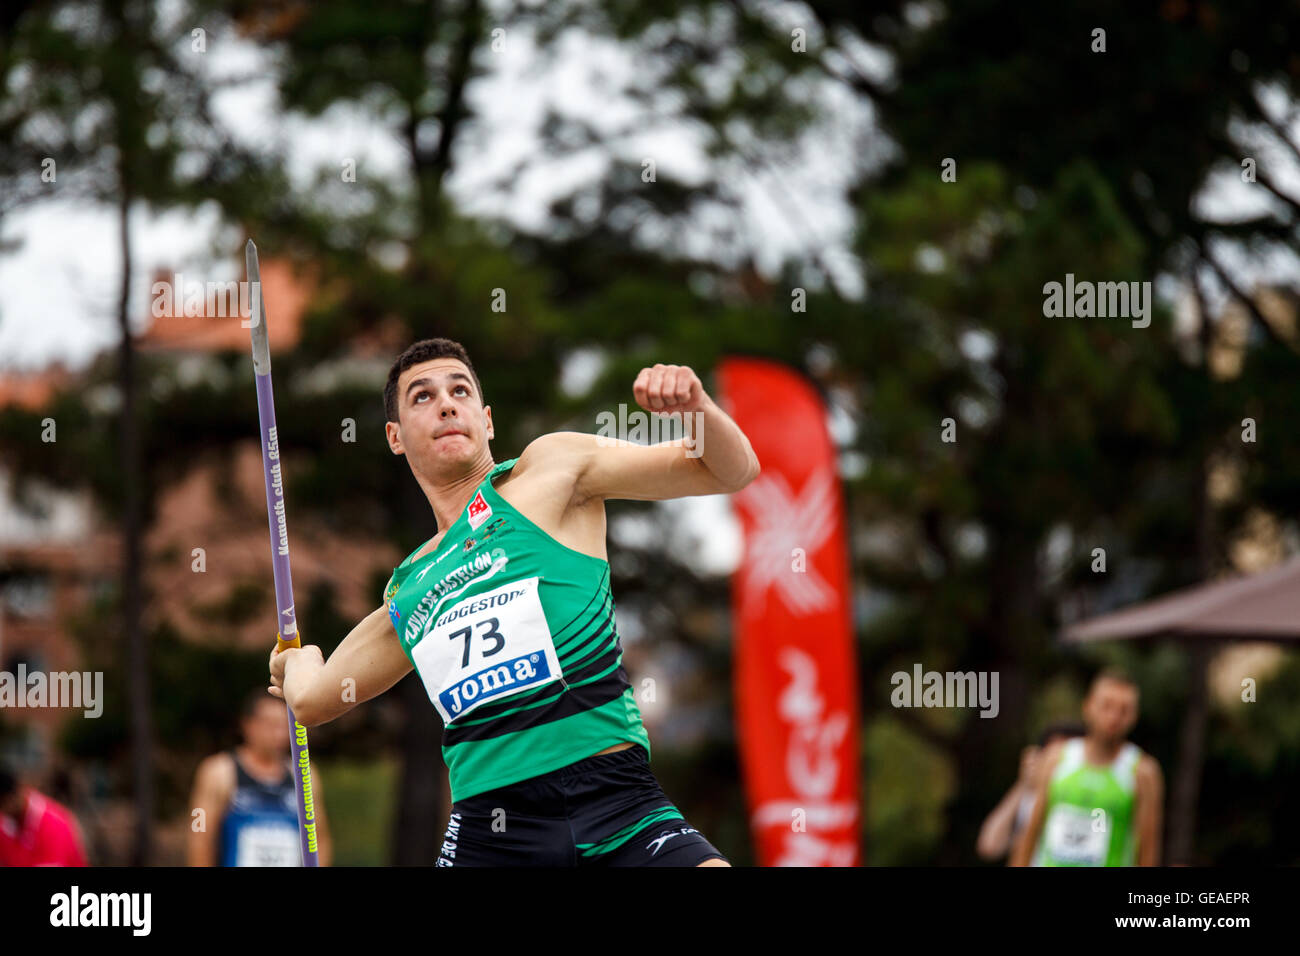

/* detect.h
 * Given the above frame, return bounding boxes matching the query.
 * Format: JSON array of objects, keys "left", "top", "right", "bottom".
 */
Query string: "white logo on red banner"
[
  {"left": 734, "top": 471, "right": 837, "bottom": 617},
  {"left": 721, "top": 356, "right": 860, "bottom": 867},
  {"left": 752, "top": 647, "right": 857, "bottom": 867}
]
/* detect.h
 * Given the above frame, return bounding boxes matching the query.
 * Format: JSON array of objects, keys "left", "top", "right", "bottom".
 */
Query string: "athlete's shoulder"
[
  {"left": 196, "top": 750, "right": 235, "bottom": 774},
  {"left": 513, "top": 431, "right": 598, "bottom": 478},
  {"left": 505, "top": 432, "right": 611, "bottom": 511},
  {"left": 194, "top": 751, "right": 238, "bottom": 791},
  {"left": 1134, "top": 751, "right": 1163, "bottom": 787},
  {"left": 519, "top": 430, "right": 597, "bottom": 459}
]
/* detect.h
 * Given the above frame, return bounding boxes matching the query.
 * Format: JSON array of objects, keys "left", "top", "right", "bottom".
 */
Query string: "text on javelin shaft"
[
  {"left": 295, "top": 722, "right": 317, "bottom": 852},
  {"left": 267, "top": 427, "right": 288, "bottom": 555}
]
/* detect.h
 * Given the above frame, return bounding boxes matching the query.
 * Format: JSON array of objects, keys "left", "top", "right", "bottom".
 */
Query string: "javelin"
[{"left": 245, "top": 239, "right": 320, "bottom": 867}]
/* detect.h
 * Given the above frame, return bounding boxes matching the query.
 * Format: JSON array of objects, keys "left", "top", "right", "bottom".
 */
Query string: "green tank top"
[
  {"left": 382, "top": 458, "right": 651, "bottom": 802},
  {"left": 1033, "top": 738, "right": 1141, "bottom": 866}
]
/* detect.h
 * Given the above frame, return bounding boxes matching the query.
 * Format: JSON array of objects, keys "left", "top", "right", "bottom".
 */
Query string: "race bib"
[
  {"left": 1044, "top": 804, "right": 1109, "bottom": 865},
  {"left": 411, "top": 576, "right": 564, "bottom": 723},
  {"left": 234, "top": 822, "right": 300, "bottom": 867}
]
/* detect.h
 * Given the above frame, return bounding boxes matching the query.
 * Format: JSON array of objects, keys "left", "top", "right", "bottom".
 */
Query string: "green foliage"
[
  {"left": 60, "top": 612, "right": 271, "bottom": 817},
  {"left": 316, "top": 757, "right": 398, "bottom": 866},
  {"left": 4, "top": 0, "right": 1300, "bottom": 866},
  {"left": 866, "top": 715, "right": 954, "bottom": 865},
  {"left": 1201, "top": 653, "right": 1300, "bottom": 864}
]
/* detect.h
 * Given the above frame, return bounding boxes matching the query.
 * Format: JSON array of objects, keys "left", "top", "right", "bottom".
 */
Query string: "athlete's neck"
[
  {"left": 237, "top": 745, "right": 287, "bottom": 780},
  {"left": 414, "top": 455, "right": 497, "bottom": 533},
  {"left": 1082, "top": 735, "right": 1124, "bottom": 765}
]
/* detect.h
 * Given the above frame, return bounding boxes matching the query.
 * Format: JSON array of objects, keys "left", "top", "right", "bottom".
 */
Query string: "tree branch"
[{"left": 1197, "top": 242, "right": 1297, "bottom": 355}]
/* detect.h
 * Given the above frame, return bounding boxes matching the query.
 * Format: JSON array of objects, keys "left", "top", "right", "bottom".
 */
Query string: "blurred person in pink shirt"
[{"left": 0, "top": 762, "right": 88, "bottom": 867}]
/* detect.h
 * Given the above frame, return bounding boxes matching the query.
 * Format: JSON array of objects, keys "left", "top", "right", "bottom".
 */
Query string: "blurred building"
[{"left": 0, "top": 464, "right": 114, "bottom": 767}]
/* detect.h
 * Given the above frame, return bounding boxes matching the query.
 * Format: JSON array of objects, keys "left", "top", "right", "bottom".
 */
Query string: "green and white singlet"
[
  {"left": 1033, "top": 737, "right": 1142, "bottom": 867},
  {"left": 383, "top": 458, "right": 651, "bottom": 802}
]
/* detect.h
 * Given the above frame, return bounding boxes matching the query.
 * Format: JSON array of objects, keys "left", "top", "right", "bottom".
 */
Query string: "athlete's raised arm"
[
  {"left": 268, "top": 604, "right": 413, "bottom": 727},
  {"left": 557, "top": 363, "right": 759, "bottom": 503}
]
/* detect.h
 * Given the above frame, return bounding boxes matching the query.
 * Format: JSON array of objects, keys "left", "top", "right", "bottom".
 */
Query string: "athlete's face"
[
  {"left": 387, "top": 359, "right": 493, "bottom": 472},
  {"left": 242, "top": 698, "right": 290, "bottom": 755},
  {"left": 1082, "top": 679, "right": 1138, "bottom": 743}
]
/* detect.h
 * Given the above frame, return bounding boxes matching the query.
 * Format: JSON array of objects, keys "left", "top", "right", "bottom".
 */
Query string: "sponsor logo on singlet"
[
  {"left": 413, "top": 576, "right": 561, "bottom": 722},
  {"left": 436, "top": 812, "right": 461, "bottom": 867},
  {"left": 403, "top": 548, "right": 510, "bottom": 647},
  {"left": 467, "top": 490, "right": 492, "bottom": 529},
  {"left": 385, "top": 577, "right": 402, "bottom": 628}
]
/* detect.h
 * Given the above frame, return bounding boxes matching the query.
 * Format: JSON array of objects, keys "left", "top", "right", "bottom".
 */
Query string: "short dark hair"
[
  {"left": 384, "top": 338, "right": 484, "bottom": 423},
  {"left": 1088, "top": 667, "right": 1138, "bottom": 696},
  {"left": 241, "top": 688, "right": 280, "bottom": 720}
]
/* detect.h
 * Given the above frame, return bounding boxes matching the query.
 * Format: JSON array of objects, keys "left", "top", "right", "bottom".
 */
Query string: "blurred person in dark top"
[{"left": 188, "top": 690, "right": 331, "bottom": 866}]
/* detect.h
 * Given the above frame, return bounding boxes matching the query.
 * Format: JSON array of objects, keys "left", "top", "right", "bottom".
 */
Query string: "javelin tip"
[{"left": 246, "top": 239, "right": 270, "bottom": 373}]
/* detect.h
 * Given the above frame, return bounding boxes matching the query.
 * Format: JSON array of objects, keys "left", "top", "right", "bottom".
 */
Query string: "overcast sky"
[
  {"left": 2, "top": 13, "right": 1299, "bottom": 378},
  {"left": 0, "top": 13, "right": 868, "bottom": 373}
]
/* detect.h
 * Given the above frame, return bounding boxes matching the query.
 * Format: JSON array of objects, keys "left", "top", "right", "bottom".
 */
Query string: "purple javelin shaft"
[{"left": 246, "top": 239, "right": 320, "bottom": 867}]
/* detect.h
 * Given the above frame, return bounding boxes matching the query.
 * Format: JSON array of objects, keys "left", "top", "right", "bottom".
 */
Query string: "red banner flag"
[{"left": 718, "top": 357, "right": 861, "bottom": 866}]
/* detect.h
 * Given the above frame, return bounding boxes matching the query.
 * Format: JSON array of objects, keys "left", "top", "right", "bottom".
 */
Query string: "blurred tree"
[
  {"left": 0, "top": 0, "right": 277, "bottom": 863},
  {"left": 848, "top": 160, "right": 1195, "bottom": 862},
  {"left": 784, "top": 0, "right": 1300, "bottom": 862}
]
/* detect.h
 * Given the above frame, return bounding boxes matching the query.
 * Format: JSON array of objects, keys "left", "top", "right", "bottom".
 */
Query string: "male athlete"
[
  {"left": 1010, "top": 669, "right": 1164, "bottom": 866},
  {"left": 189, "top": 690, "right": 332, "bottom": 866},
  {"left": 269, "top": 338, "right": 759, "bottom": 866}
]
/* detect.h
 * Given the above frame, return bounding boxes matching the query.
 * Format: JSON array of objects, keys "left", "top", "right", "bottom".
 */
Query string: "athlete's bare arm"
[
  {"left": 1008, "top": 740, "right": 1064, "bottom": 866},
  {"left": 976, "top": 778, "right": 1030, "bottom": 861},
  {"left": 510, "top": 364, "right": 758, "bottom": 509},
  {"left": 269, "top": 604, "right": 413, "bottom": 728},
  {"left": 187, "top": 753, "right": 235, "bottom": 866},
  {"left": 1134, "top": 755, "right": 1163, "bottom": 866}
]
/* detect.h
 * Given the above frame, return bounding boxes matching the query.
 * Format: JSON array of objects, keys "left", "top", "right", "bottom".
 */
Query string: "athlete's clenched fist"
[
  {"left": 633, "top": 363, "right": 708, "bottom": 415},
  {"left": 268, "top": 641, "right": 323, "bottom": 702}
]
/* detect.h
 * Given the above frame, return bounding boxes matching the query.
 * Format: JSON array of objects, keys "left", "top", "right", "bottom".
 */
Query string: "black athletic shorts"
[{"left": 435, "top": 743, "right": 728, "bottom": 867}]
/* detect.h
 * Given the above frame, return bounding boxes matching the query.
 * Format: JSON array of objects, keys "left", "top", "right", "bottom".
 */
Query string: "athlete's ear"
[
  {"left": 483, "top": 404, "right": 494, "bottom": 441},
  {"left": 385, "top": 419, "right": 405, "bottom": 455}
]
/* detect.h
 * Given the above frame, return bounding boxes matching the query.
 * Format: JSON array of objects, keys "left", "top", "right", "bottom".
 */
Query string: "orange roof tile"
[
  {"left": 0, "top": 363, "right": 72, "bottom": 411},
  {"left": 138, "top": 256, "right": 311, "bottom": 354}
]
